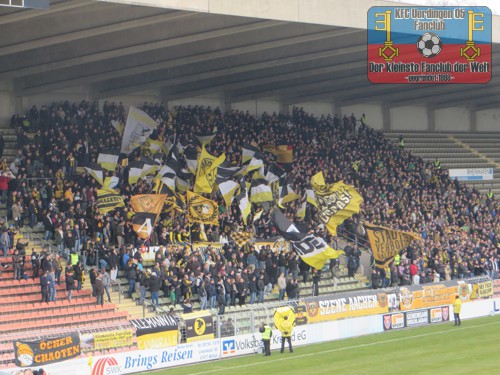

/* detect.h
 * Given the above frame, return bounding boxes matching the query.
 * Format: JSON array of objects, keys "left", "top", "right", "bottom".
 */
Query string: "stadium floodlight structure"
[{"left": 0, "top": 0, "right": 49, "bottom": 9}]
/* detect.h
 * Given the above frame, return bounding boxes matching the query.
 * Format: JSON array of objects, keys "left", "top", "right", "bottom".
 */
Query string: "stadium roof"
[{"left": 0, "top": 0, "right": 499, "bottom": 110}]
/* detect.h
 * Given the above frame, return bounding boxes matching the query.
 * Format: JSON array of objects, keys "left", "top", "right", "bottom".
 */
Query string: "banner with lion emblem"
[{"left": 187, "top": 191, "right": 219, "bottom": 226}]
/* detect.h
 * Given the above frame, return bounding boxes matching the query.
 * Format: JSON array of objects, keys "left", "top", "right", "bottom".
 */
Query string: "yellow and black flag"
[
  {"left": 271, "top": 208, "right": 343, "bottom": 269},
  {"left": 187, "top": 191, "right": 219, "bottom": 226},
  {"left": 365, "top": 224, "right": 420, "bottom": 269},
  {"left": 132, "top": 212, "right": 158, "bottom": 239},
  {"left": 96, "top": 188, "right": 125, "bottom": 213},
  {"left": 311, "top": 172, "right": 363, "bottom": 236},
  {"left": 84, "top": 162, "right": 104, "bottom": 186},
  {"left": 194, "top": 146, "right": 225, "bottom": 194},
  {"left": 130, "top": 194, "right": 167, "bottom": 217},
  {"left": 230, "top": 231, "right": 254, "bottom": 249}
]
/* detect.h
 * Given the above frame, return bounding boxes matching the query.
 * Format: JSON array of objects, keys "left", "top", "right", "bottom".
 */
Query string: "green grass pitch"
[{"left": 142, "top": 315, "right": 500, "bottom": 375}]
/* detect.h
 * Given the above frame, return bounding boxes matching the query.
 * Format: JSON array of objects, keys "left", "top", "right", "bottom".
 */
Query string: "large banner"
[
  {"left": 182, "top": 311, "right": 214, "bottom": 343},
  {"left": 80, "top": 330, "right": 133, "bottom": 352},
  {"left": 129, "top": 316, "right": 178, "bottom": 349},
  {"left": 383, "top": 305, "right": 450, "bottom": 330},
  {"left": 191, "top": 242, "right": 223, "bottom": 255},
  {"left": 14, "top": 333, "right": 80, "bottom": 368},
  {"left": 89, "top": 340, "right": 220, "bottom": 375},
  {"left": 399, "top": 281, "right": 473, "bottom": 311},
  {"left": 365, "top": 224, "right": 420, "bottom": 268},
  {"left": 300, "top": 291, "right": 389, "bottom": 323},
  {"left": 96, "top": 188, "right": 125, "bottom": 213},
  {"left": 254, "top": 239, "right": 291, "bottom": 253},
  {"left": 476, "top": 281, "right": 493, "bottom": 298}
]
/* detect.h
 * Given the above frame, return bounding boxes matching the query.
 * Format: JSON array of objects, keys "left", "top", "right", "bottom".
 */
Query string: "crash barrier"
[{"left": 3, "top": 278, "right": 500, "bottom": 375}]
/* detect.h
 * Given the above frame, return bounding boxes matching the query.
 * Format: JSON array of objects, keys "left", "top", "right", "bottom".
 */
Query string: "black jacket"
[{"left": 149, "top": 275, "right": 162, "bottom": 293}]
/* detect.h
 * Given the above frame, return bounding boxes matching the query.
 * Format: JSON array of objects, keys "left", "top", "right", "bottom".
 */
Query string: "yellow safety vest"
[
  {"left": 394, "top": 254, "right": 400, "bottom": 266},
  {"left": 262, "top": 325, "right": 272, "bottom": 340},
  {"left": 70, "top": 253, "right": 79, "bottom": 266}
]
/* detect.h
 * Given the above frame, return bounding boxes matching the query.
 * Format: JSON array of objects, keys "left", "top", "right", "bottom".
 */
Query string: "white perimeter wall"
[
  {"left": 390, "top": 106, "right": 428, "bottom": 131},
  {"left": 476, "top": 109, "right": 500, "bottom": 132},
  {"left": 435, "top": 107, "right": 470, "bottom": 132}
]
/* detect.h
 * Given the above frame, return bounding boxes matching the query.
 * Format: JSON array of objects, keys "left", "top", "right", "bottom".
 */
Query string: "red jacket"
[
  {"left": 0, "top": 176, "right": 10, "bottom": 191},
  {"left": 410, "top": 263, "right": 418, "bottom": 276}
]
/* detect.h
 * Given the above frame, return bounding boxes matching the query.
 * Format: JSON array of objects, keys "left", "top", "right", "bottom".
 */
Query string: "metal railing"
[{"left": 25, "top": 232, "right": 59, "bottom": 254}]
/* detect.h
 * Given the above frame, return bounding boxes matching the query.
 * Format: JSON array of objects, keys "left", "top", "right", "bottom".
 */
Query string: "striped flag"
[
  {"left": 84, "top": 163, "right": 104, "bottom": 186},
  {"left": 216, "top": 160, "right": 240, "bottom": 180},
  {"left": 241, "top": 142, "right": 259, "bottom": 164},
  {"left": 271, "top": 208, "right": 343, "bottom": 269},
  {"left": 184, "top": 146, "right": 199, "bottom": 175},
  {"left": 250, "top": 174, "right": 273, "bottom": 203},
  {"left": 176, "top": 170, "right": 193, "bottom": 192},
  {"left": 236, "top": 178, "right": 251, "bottom": 225},
  {"left": 306, "top": 189, "right": 318, "bottom": 208},
  {"left": 127, "top": 161, "right": 144, "bottom": 185},
  {"left": 194, "top": 132, "right": 217, "bottom": 146},
  {"left": 97, "top": 188, "right": 125, "bottom": 213},
  {"left": 140, "top": 157, "right": 160, "bottom": 177},
  {"left": 103, "top": 176, "right": 120, "bottom": 189},
  {"left": 297, "top": 193, "right": 307, "bottom": 220},
  {"left": 265, "top": 163, "right": 285, "bottom": 184},
  {"left": 121, "top": 106, "right": 157, "bottom": 155},
  {"left": 97, "top": 149, "right": 120, "bottom": 171},
  {"left": 278, "top": 179, "right": 300, "bottom": 207},
  {"left": 238, "top": 152, "right": 264, "bottom": 176},
  {"left": 217, "top": 179, "right": 240, "bottom": 208}
]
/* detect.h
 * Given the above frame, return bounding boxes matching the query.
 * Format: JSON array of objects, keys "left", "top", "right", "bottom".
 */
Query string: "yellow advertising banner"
[
  {"left": 129, "top": 316, "right": 178, "bottom": 349},
  {"left": 365, "top": 223, "right": 420, "bottom": 269},
  {"left": 94, "top": 330, "right": 133, "bottom": 351},
  {"left": 301, "top": 292, "right": 389, "bottom": 323},
  {"left": 399, "top": 281, "right": 472, "bottom": 311},
  {"left": 136, "top": 330, "right": 178, "bottom": 350},
  {"left": 477, "top": 281, "right": 493, "bottom": 298}
]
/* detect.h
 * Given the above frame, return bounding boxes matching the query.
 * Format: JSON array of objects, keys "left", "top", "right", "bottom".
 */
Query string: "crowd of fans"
[{"left": 0, "top": 100, "right": 498, "bottom": 310}]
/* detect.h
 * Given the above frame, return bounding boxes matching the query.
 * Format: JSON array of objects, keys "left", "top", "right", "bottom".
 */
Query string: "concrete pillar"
[
  {"left": 427, "top": 106, "right": 435, "bottom": 132},
  {"left": 279, "top": 101, "right": 289, "bottom": 116},
  {"left": 15, "top": 95, "right": 24, "bottom": 114},
  {"left": 382, "top": 104, "right": 390, "bottom": 131},
  {"left": 469, "top": 106, "right": 477, "bottom": 132},
  {"left": 332, "top": 100, "right": 342, "bottom": 117},
  {"left": 221, "top": 93, "right": 232, "bottom": 113}
]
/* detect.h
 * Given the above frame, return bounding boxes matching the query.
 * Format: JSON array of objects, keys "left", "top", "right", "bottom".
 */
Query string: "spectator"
[
  {"left": 95, "top": 272, "right": 105, "bottom": 307},
  {"left": 65, "top": 266, "right": 75, "bottom": 302}
]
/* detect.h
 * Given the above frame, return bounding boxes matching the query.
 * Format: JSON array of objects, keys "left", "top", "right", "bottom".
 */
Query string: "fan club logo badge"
[{"left": 368, "top": 6, "right": 491, "bottom": 83}]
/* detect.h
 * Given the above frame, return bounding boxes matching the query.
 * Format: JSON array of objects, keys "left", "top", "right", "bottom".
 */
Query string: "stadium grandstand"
[{"left": 0, "top": 0, "right": 498, "bottom": 374}]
